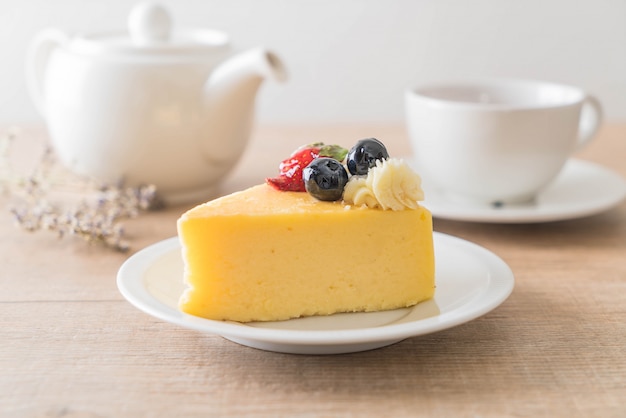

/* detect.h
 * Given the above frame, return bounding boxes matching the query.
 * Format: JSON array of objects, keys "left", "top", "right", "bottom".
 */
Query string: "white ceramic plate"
[
  {"left": 415, "top": 159, "right": 626, "bottom": 224},
  {"left": 117, "top": 233, "right": 514, "bottom": 355}
]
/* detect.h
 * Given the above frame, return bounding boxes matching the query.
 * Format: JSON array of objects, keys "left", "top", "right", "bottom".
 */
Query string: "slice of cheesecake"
[{"left": 177, "top": 183, "right": 435, "bottom": 323}]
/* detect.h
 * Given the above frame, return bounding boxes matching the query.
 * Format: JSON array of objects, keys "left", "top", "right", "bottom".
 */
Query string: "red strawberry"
[{"left": 266, "top": 142, "right": 348, "bottom": 192}]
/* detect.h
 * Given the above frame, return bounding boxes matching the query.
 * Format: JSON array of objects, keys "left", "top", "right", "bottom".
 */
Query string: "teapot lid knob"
[{"left": 128, "top": 1, "right": 172, "bottom": 45}]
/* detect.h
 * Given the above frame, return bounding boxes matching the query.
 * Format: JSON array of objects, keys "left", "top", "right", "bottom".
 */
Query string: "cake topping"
[
  {"left": 346, "top": 138, "right": 389, "bottom": 175},
  {"left": 343, "top": 158, "right": 424, "bottom": 210},
  {"left": 267, "top": 138, "right": 424, "bottom": 210},
  {"left": 266, "top": 143, "right": 347, "bottom": 192},
  {"left": 303, "top": 157, "right": 349, "bottom": 201}
]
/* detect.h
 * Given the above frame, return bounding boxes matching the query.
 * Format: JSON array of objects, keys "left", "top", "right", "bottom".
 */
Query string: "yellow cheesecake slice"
[{"left": 178, "top": 183, "right": 435, "bottom": 323}]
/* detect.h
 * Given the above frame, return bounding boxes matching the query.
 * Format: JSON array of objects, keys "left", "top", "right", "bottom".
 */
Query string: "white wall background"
[{"left": 1, "top": 0, "right": 625, "bottom": 125}]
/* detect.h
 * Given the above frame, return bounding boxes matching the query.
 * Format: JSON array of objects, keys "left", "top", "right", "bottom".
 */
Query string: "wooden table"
[{"left": 2, "top": 124, "right": 625, "bottom": 417}]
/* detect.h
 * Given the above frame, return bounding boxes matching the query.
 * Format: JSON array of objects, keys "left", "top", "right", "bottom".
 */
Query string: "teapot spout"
[
  {"left": 202, "top": 48, "right": 287, "bottom": 164},
  {"left": 210, "top": 47, "right": 288, "bottom": 88}
]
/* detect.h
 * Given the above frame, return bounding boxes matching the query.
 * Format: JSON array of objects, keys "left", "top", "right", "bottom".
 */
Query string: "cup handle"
[
  {"left": 576, "top": 94, "right": 603, "bottom": 150},
  {"left": 25, "top": 28, "right": 69, "bottom": 118}
]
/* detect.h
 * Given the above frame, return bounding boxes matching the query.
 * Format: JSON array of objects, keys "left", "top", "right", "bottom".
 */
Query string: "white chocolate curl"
[{"left": 343, "top": 158, "right": 424, "bottom": 210}]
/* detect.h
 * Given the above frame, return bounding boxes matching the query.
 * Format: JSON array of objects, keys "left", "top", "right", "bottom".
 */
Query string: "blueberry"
[
  {"left": 346, "top": 138, "right": 389, "bottom": 175},
  {"left": 303, "top": 157, "right": 349, "bottom": 201}
]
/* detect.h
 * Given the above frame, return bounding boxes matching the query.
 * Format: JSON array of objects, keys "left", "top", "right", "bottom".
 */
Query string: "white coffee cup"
[{"left": 405, "top": 79, "right": 603, "bottom": 205}]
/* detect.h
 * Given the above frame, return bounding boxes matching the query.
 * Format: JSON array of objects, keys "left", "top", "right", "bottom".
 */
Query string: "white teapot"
[{"left": 26, "top": 1, "right": 287, "bottom": 204}]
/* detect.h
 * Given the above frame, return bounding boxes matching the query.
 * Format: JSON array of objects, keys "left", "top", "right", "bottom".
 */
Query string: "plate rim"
[
  {"left": 117, "top": 232, "right": 515, "bottom": 347},
  {"left": 417, "top": 159, "right": 626, "bottom": 223}
]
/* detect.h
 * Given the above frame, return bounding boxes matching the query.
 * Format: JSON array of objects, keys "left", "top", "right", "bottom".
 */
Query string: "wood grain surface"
[{"left": 1, "top": 124, "right": 625, "bottom": 417}]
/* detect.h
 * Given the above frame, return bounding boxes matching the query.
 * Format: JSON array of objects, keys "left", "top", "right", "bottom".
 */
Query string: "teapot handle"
[{"left": 26, "top": 28, "right": 69, "bottom": 118}]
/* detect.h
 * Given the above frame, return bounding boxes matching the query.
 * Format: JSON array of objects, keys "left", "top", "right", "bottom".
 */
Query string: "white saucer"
[
  {"left": 117, "top": 233, "right": 514, "bottom": 355},
  {"left": 415, "top": 159, "right": 626, "bottom": 223}
]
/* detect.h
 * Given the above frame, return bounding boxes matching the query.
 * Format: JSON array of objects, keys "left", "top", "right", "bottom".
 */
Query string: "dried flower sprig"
[
  {"left": 0, "top": 127, "right": 18, "bottom": 195},
  {"left": 9, "top": 183, "right": 160, "bottom": 252},
  {"left": 1, "top": 128, "right": 162, "bottom": 252}
]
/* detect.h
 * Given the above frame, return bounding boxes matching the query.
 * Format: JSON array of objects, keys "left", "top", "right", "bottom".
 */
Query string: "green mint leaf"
[{"left": 319, "top": 144, "right": 348, "bottom": 162}]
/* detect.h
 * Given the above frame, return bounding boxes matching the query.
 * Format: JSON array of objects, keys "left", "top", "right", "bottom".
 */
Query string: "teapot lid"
[{"left": 70, "top": 1, "right": 229, "bottom": 56}]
